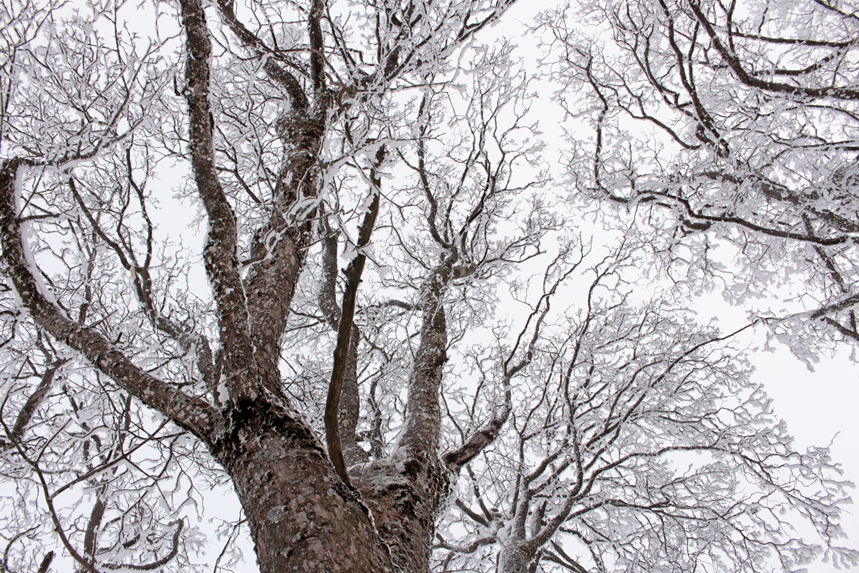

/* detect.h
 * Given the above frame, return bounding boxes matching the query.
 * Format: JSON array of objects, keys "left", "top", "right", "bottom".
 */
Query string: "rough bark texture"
[
  {"left": 0, "top": 0, "right": 519, "bottom": 568},
  {"left": 179, "top": 0, "right": 262, "bottom": 406},
  {"left": 212, "top": 400, "right": 393, "bottom": 573},
  {"left": 244, "top": 107, "right": 322, "bottom": 397},
  {"left": 340, "top": 332, "right": 368, "bottom": 466},
  {"left": 175, "top": 1, "right": 403, "bottom": 569},
  {"left": 498, "top": 543, "right": 533, "bottom": 573},
  {"left": 0, "top": 160, "right": 398, "bottom": 573},
  {"left": 354, "top": 455, "right": 450, "bottom": 573},
  {"left": 399, "top": 263, "right": 450, "bottom": 458},
  {"left": 347, "top": 261, "right": 453, "bottom": 573}
]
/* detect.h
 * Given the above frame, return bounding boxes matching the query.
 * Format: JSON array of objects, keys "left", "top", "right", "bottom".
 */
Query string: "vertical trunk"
[
  {"left": 498, "top": 541, "right": 535, "bottom": 573},
  {"left": 351, "top": 262, "right": 453, "bottom": 573},
  {"left": 398, "top": 263, "right": 450, "bottom": 458},
  {"left": 318, "top": 222, "right": 369, "bottom": 467},
  {"left": 341, "top": 331, "right": 369, "bottom": 466},
  {"left": 244, "top": 107, "right": 323, "bottom": 397},
  {"left": 213, "top": 399, "right": 392, "bottom": 573}
]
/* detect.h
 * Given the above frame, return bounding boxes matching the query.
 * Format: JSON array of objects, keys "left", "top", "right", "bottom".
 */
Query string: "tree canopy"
[{"left": 0, "top": 0, "right": 856, "bottom": 571}]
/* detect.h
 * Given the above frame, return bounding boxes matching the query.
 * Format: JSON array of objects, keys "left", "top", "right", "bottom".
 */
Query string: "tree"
[
  {"left": 435, "top": 253, "right": 854, "bottom": 573},
  {"left": 0, "top": 0, "right": 854, "bottom": 572},
  {"left": 545, "top": 0, "right": 859, "bottom": 360}
]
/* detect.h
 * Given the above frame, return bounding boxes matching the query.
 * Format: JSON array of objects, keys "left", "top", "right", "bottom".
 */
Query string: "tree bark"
[
  {"left": 350, "top": 261, "right": 454, "bottom": 573},
  {"left": 498, "top": 542, "right": 534, "bottom": 573},
  {"left": 212, "top": 399, "right": 394, "bottom": 573}
]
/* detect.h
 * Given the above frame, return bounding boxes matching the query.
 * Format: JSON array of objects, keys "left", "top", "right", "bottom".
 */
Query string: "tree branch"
[
  {"left": 9, "top": 357, "right": 66, "bottom": 442},
  {"left": 101, "top": 521, "right": 184, "bottom": 571},
  {"left": 215, "top": 0, "right": 309, "bottom": 111},
  {"left": 318, "top": 212, "right": 367, "bottom": 467},
  {"left": 179, "top": 0, "right": 261, "bottom": 405},
  {"left": 0, "top": 159, "right": 217, "bottom": 441},
  {"left": 325, "top": 147, "right": 384, "bottom": 484},
  {"left": 687, "top": 0, "right": 859, "bottom": 100}
]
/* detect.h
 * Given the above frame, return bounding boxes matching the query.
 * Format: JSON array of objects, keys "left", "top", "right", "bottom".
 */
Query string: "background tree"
[
  {"left": 545, "top": 0, "right": 859, "bottom": 361},
  {"left": 434, "top": 248, "right": 855, "bottom": 572},
  {"left": 0, "top": 0, "right": 855, "bottom": 572}
]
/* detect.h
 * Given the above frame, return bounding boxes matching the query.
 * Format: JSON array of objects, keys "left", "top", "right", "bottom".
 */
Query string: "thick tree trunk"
[
  {"left": 353, "top": 454, "right": 449, "bottom": 573},
  {"left": 212, "top": 399, "right": 393, "bottom": 573},
  {"left": 497, "top": 541, "right": 534, "bottom": 573}
]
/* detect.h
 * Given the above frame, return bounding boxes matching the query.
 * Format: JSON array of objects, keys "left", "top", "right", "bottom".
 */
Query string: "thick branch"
[
  {"left": 0, "top": 159, "right": 217, "bottom": 441},
  {"left": 83, "top": 496, "right": 105, "bottom": 566},
  {"left": 811, "top": 292, "right": 859, "bottom": 320},
  {"left": 239, "top": 6, "right": 331, "bottom": 396},
  {"left": 37, "top": 551, "right": 54, "bottom": 573},
  {"left": 398, "top": 261, "right": 451, "bottom": 458},
  {"left": 696, "top": 170, "right": 859, "bottom": 234},
  {"left": 609, "top": 187, "right": 853, "bottom": 246},
  {"left": 309, "top": 0, "right": 327, "bottom": 101},
  {"left": 179, "top": 0, "right": 260, "bottom": 404},
  {"left": 442, "top": 412, "right": 509, "bottom": 473}
]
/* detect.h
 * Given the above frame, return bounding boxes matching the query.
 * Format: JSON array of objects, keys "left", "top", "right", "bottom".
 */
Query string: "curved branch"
[
  {"left": 687, "top": 0, "right": 859, "bottom": 100},
  {"left": 0, "top": 159, "right": 217, "bottom": 441},
  {"left": 318, "top": 213, "right": 367, "bottom": 467},
  {"left": 608, "top": 187, "right": 854, "bottom": 246},
  {"left": 215, "top": 0, "right": 309, "bottom": 110}
]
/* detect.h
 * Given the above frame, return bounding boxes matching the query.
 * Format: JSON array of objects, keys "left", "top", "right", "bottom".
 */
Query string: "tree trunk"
[
  {"left": 347, "top": 262, "right": 454, "bottom": 573},
  {"left": 353, "top": 454, "right": 449, "bottom": 573},
  {"left": 212, "top": 399, "right": 393, "bottom": 573},
  {"left": 497, "top": 541, "right": 534, "bottom": 573}
]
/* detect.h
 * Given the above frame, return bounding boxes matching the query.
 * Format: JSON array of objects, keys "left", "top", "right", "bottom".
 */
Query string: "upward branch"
[
  {"left": 325, "top": 147, "right": 385, "bottom": 484},
  {"left": 179, "top": 0, "right": 260, "bottom": 405},
  {"left": 215, "top": 0, "right": 309, "bottom": 111}
]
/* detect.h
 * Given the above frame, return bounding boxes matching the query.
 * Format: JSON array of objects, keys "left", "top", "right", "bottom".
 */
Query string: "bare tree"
[
  {"left": 0, "top": 0, "right": 854, "bottom": 572},
  {"left": 546, "top": 0, "right": 859, "bottom": 359},
  {"left": 433, "top": 249, "right": 856, "bottom": 572}
]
